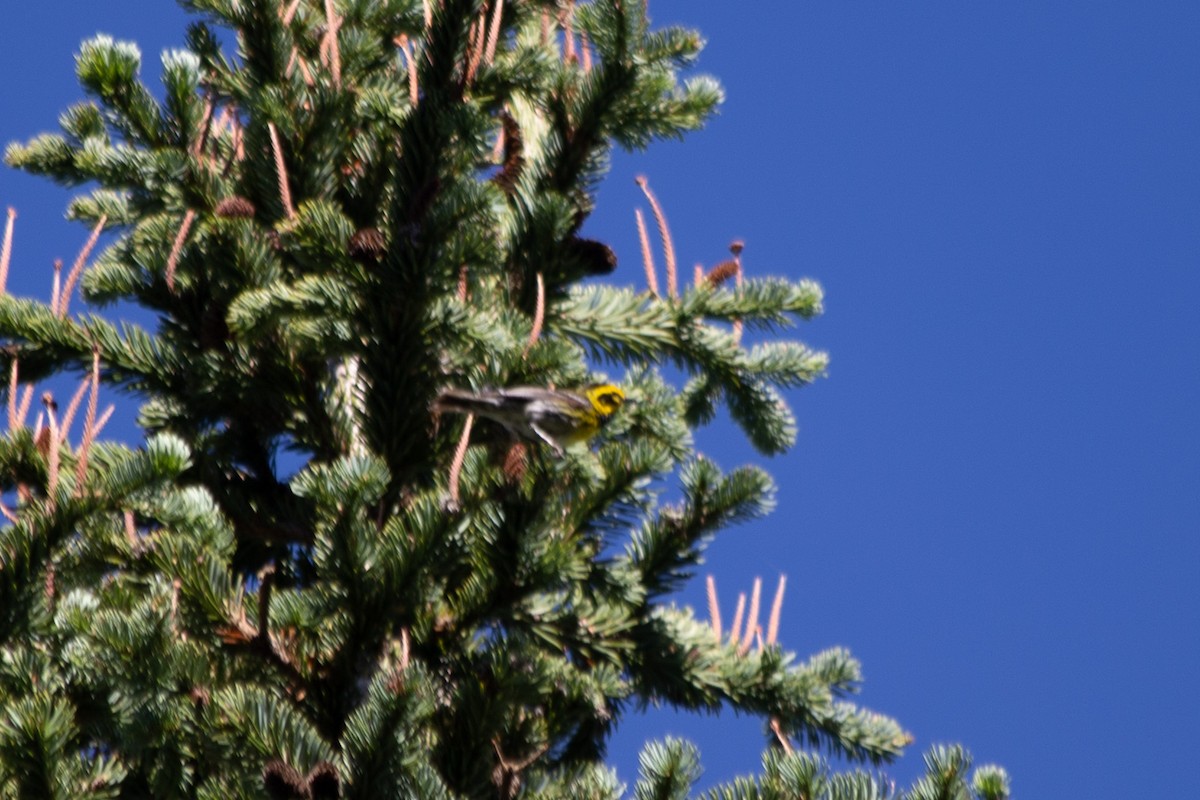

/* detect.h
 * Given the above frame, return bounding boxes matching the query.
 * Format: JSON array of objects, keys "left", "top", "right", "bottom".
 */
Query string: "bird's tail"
[{"left": 433, "top": 389, "right": 501, "bottom": 416}]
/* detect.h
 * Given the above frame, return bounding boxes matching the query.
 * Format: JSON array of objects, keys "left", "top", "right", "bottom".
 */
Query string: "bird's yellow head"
[{"left": 584, "top": 384, "right": 626, "bottom": 421}]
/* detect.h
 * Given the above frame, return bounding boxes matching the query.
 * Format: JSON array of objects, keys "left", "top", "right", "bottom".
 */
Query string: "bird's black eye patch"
[{"left": 599, "top": 392, "right": 621, "bottom": 407}]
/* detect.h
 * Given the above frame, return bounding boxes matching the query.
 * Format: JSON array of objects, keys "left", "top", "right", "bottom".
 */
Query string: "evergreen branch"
[
  {"left": 554, "top": 284, "right": 826, "bottom": 452},
  {"left": 564, "top": 440, "right": 674, "bottom": 539},
  {"left": 0, "top": 692, "right": 81, "bottom": 800},
  {"left": 340, "top": 663, "right": 454, "bottom": 798},
  {"left": 632, "top": 738, "right": 702, "bottom": 800},
  {"left": 209, "top": 685, "right": 335, "bottom": 772},
  {"left": 7, "top": 134, "right": 186, "bottom": 197},
  {"left": 4, "top": 135, "right": 86, "bottom": 187},
  {"left": 0, "top": 208, "right": 13, "bottom": 295},
  {"left": 761, "top": 648, "right": 911, "bottom": 765},
  {"left": 520, "top": 764, "right": 623, "bottom": 800},
  {"left": 76, "top": 36, "right": 166, "bottom": 147},
  {"left": 0, "top": 1, "right": 1004, "bottom": 793},
  {"left": 906, "top": 745, "right": 977, "bottom": 800},
  {"left": 227, "top": 274, "right": 359, "bottom": 349},
  {"left": 0, "top": 296, "right": 174, "bottom": 392},
  {"left": 627, "top": 607, "right": 910, "bottom": 764},
  {"left": 552, "top": 286, "right": 677, "bottom": 358},
  {"left": 701, "top": 750, "right": 898, "bottom": 800},
  {"left": 625, "top": 458, "right": 775, "bottom": 598},
  {"left": 58, "top": 102, "right": 109, "bottom": 146},
  {"left": 683, "top": 276, "right": 825, "bottom": 327},
  {"left": 161, "top": 49, "right": 205, "bottom": 148},
  {"left": 68, "top": 191, "right": 134, "bottom": 228},
  {"left": 971, "top": 763, "right": 1012, "bottom": 800},
  {"left": 0, "top": 435, "right": 190, "bottom": 645}
]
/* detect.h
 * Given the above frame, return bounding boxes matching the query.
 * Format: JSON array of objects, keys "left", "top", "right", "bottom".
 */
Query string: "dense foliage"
[{"left": 0, "top": 1, "right": 1008, "bottom": 797}]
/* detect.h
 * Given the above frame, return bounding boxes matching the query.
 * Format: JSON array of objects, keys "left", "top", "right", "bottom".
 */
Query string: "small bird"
[{"left": 434, "top": 384, "right": 626, "bottom": 455}]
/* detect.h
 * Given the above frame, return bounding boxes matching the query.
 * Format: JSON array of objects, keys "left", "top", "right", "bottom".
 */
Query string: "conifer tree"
[{"left": 0, "top": 1, "right": 1010, "bottom": 798}]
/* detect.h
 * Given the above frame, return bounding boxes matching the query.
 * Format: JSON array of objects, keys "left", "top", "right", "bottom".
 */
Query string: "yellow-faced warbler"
[{"left": 434, "top": 384, "right": 626, "bottom": 455}]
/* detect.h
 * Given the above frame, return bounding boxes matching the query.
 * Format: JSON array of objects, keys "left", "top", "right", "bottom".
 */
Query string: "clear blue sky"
[{"left": 2, "top": 3, "right": 1198, "bottom": 797}]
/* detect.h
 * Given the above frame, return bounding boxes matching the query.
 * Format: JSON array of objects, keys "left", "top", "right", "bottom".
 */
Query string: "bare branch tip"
[
  {"left": 635, "top": 209, "right": 658, "bottom": 296},
  {"left": 522, "top": 272, "right": 545, "bottom": 357},
  {"left": 448, "top": 415, "right": 474, "bottom": 505},
  {"left": 165, "top": 210, "right": 197, "bottom": 292},
  {"left": 50, "top": 260, "right": 63, "bottom": 316},
  {"left": 484, "top": 0, "right": 506, "bottom": 65},
  {"left": 59, "top": 214, "right": 107, "bottom": 318},
  {"left": 267, "top": 123, "right": 296, "bottom": 219},
  {"left": 705, "top": 575, "right": 722, "bottom": 641}
]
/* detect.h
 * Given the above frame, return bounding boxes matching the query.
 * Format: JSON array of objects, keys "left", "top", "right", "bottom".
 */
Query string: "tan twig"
[
  {"left": 193, "top": 94, "right": 215, "bottom": 163},
  {"left": 124, "top": 509, "right": 138, "bottom": 550},
  {"left": 399, "top": 36, "right": 420, "bottom": 105},
  {"left": 423, "top": 0, "right": 432, "bottom": 31},
  {"left": 73, "top": 348, "right": 101, "bottom": 494},
  {"left": 728, "top": 591, "right": 746, "bottom": 649},
  {"left": 766, "top": 574, "right": 786, "bottom": 646},
  {"left": 522, "top": 272, "right": 545, "bottom": 357},
  {"left": 59, "top": 214, "right": 107, "bottom": 318},
  {"left": 16, "top": 386, "right": 33, "bottom": 431},
  {"left": 233, "top": 117, "right": 245, "bottom": 161},
  {"left": 447, "top": 415, "right": 474, "bottom": 506},
  {"left": 694, "top": 263, "right": 704, "bottom": 287},
  {"left": 562, "top": 1, "right": 576, "bottom": 63},
  {"left": 0, "top": 207, "right": 15, "bottom": 296},
  {"left": 706, "top": 575, "right": 722, "bottom": 641},
  {"left": 540, "top": 9, "right": 551, "bottom": 47},
  {"left": 58, "top": 376, "right": 90, "bottom": 445},
  {"left": 769, "top": 718, "right": 794, "bottom": 754},
  {"left": 6, "top": 360, "right": 18, "bottom": 431},
  {"left": 267, "top": 123, "right": 296, "bottom": 219},
  {"left": 165, "top": 210, "right": 196, "bottom": 292},
  {"left": 281, "top": 0, "right": 303, "bottom": 25},
  {"left": 492, "top": 738, "right": 550, "bottom": 798},
  {"left": 483, "top": 0, "right": 504, "bottom": 65},
  {"left": 216, "top": 110, "right": 242, "bottom": 175},
  {"left": 388, "top": 629, "right": 412, "bottom": 693},
  {"left": 635, "top": 209, "right": 658, "bottom": 296},
  {"left": 91, "top": 405, "right": 116, "bottom": 440},
  {"left": 257, "top": 564, "right": 276, "bottom": 643},
  {"left": 323, "top": 0, "right": 342, "bottom": 87},
  {"left": 50, "top": 260, "right": 63, "bottom": 317},
  {"left": 296, "top": 56, "right": 315, "bottom": 86},
  {"left": 457, "top": 264, "right": 469, "bottom": 301},
  {"left": 464, "top": 12, "right": 486, "bottom": 86},
  {"left": 738, "top": 577, "right": 762, "bottom": 656},
  {"left": 0, "top": 500, "right": 17, "bottom": 524},
  {"left": 408, "top": 43, "right": 420, "bottom": 104},
  {"left": 635, "top": 176, "right": 676, "bottom": 297},
  {"left": 580, "top": 29, "right": 592, "bottom": 72}
]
